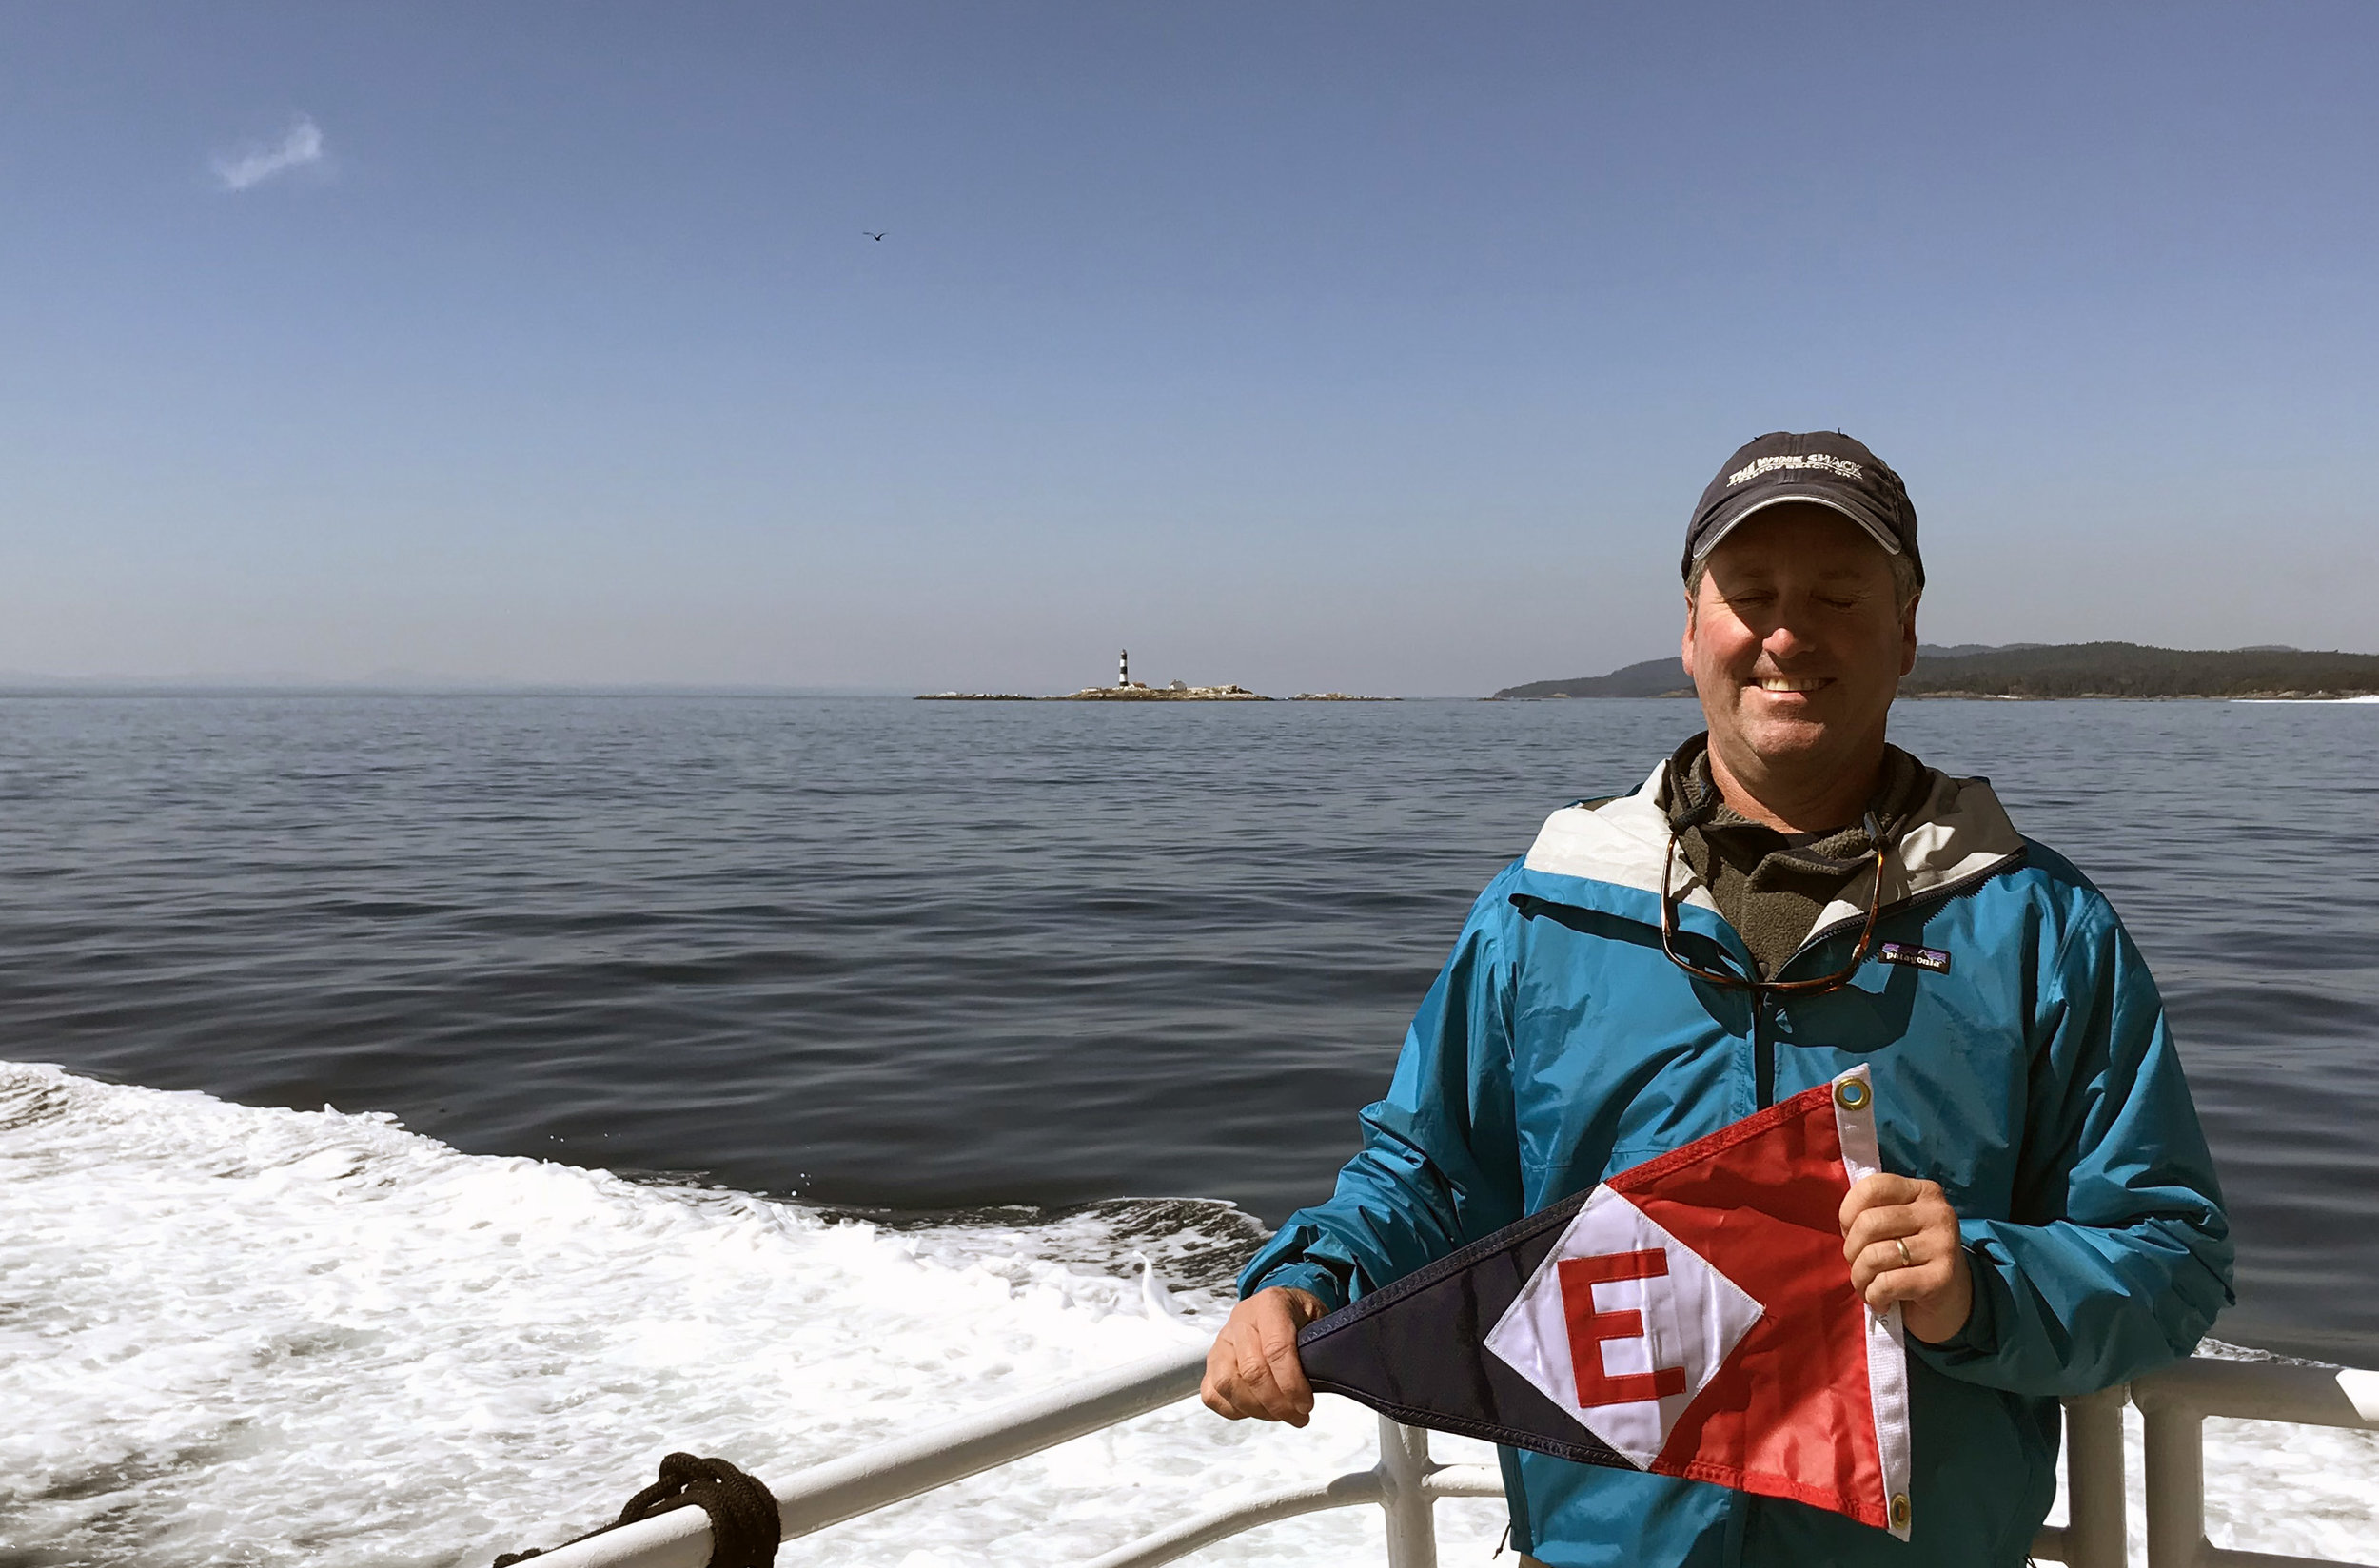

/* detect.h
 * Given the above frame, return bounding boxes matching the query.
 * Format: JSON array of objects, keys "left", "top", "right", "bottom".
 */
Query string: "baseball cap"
[{"left": 1682, "top": 431, "right": 1922, "bottom": 587}]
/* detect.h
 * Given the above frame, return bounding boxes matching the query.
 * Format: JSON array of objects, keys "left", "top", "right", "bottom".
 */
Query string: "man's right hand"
[{"left": 1200, "top": 1285, "right": 1328, "bottom": 1426}]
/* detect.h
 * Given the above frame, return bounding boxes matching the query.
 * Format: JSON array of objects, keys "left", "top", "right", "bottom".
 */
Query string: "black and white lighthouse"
[{"left": 1118, "top": 649, "right": 1130, "bottom": 688}]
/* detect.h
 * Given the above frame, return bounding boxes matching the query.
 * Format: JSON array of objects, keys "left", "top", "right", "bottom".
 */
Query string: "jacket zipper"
[
  {"left": 1754, "top": 992, "right": 1776, "bottom": 1109},
  {"left": 1753, "top": 848, "right": 2025, "bottom": 1110}
]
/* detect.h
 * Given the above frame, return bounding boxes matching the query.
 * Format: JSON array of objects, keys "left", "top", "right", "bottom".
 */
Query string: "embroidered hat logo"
[{"left": 1726, "top": 453, "right": 1863, "bottom": 487}]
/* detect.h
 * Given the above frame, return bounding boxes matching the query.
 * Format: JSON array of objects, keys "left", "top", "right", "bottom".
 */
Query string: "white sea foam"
[
  {"left": 2, "top": 1062, "right": 2371, "bottom": 1567},
  {"left": 0, "top": 1063, "right": 1507, "bottom": 1567}
]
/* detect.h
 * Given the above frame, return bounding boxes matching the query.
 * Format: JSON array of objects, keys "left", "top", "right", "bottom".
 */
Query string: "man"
[{"left": 1202, "top": 431, "right": 2232, "bottom": 1566}]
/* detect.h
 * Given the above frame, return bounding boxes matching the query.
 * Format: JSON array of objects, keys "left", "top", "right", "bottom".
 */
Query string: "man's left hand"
[{"left": 1839, "top": 1172, "right": 1973, "bottom": 1344}]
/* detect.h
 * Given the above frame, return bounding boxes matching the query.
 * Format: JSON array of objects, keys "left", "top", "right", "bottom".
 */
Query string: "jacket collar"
[
  {"left": 1525, "top": 759, "right": 1720, "bottom": 912},
  {"left": 1522, "top": 756, "right": 2027, "bottom": 928}
]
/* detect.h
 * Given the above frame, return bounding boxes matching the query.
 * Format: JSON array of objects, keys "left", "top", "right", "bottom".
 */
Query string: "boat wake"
[{"left": 1, "top": 1063, "right": 2369, "bottom": 1566}]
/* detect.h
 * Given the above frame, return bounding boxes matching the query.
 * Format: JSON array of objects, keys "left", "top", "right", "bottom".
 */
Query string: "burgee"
[{"left": 1294, "top": 1065, "right": 1914, "bottom": 1537}]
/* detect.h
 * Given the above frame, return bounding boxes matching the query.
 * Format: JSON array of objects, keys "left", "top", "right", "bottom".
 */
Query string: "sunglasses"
[{"left": 1657, "top": 813, "right": 1889, "bottom": 1000}]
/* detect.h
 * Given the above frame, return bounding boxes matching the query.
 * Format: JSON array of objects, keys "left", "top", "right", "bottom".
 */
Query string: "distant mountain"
[
  {"left": 1494, "top": 657, "right": 1692, "bottom": 700},
  {"left": 1898, "top": 642, "right": 2379, "bottom": 698},
  {"left": 1496, "top": 645, "right": 2043, "bottom": 699},
  {"left": 1914, "top": 642, "right": 2047, "bottom": 659},
  {"left": 1493, "top": 643, "right": 2379, "bottom": 700}
]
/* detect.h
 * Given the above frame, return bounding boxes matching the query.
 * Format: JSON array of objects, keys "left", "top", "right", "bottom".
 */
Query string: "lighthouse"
[{"left": 1118, "top": 649, "right": 1130, "bottom": 688}]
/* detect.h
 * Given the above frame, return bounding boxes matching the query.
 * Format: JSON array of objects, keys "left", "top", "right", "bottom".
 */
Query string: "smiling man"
[{"left": 1203, "top": 432, "right": 2232, "bottom": 1566}]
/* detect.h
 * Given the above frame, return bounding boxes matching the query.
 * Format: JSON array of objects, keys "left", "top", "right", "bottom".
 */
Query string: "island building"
[{"left": 921, "top": 650, "right": 1381, "bottom": 700}]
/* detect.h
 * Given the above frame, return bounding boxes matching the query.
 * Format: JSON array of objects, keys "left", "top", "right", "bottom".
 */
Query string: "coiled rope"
[{"left": 494, "top": 1452, "right": 780, "bottom": 1568}]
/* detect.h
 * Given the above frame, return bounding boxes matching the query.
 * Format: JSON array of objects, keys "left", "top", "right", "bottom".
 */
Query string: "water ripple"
[{"left": 0, "top": 693, "right": 2371, "bottom": 1362}]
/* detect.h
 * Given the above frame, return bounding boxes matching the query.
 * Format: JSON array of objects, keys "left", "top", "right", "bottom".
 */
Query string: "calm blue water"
[{"left": 1, "top": 693, "right": 2371, "bottom": 1362}]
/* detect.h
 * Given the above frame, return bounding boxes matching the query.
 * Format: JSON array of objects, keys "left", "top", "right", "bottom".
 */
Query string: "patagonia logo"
[
  {"left": 1726, "top": 452, "right": 1861, "bottom": 487},
  {"left": 1877, "top": 942, "right": 1951, "bottom": 974}
]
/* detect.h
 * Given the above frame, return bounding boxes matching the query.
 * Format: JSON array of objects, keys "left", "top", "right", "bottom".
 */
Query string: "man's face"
[{"left": 1681, "top": 503, "right": 1918, "bottom": 787}]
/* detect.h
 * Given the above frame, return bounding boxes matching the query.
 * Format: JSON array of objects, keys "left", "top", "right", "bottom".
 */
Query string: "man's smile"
[{"left": 1752, "top": 676, "right": 1833, "bottom": 694}]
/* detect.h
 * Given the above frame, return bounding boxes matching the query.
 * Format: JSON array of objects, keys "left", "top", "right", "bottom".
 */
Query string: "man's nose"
[{"left": 1761, "top": 620, "right": 1817, "bottom": 661}]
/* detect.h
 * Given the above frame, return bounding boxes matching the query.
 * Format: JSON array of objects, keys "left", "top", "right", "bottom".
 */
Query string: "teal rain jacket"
[{"left": 1240, "top": 761, "right": 2233, "bottom": 1568}]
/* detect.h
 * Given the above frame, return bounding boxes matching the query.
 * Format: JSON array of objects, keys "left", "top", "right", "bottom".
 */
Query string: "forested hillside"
[{"left": 1494, "top": 644, "right": 2379, "bottom": 699}]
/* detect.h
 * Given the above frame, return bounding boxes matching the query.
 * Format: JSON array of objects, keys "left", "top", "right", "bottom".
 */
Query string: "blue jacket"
[{"left": 1241, "top": 760, "right": 2233, "bottom": 1568}]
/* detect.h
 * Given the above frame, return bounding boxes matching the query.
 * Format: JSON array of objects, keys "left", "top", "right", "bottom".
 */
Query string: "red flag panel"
[{"left": 1610, "top": 1076, "right": 1897, "bottom": 1529}]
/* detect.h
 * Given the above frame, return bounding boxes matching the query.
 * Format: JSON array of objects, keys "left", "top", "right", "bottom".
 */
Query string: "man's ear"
[
  {"left": 1898, "top": 592, "right": 1922, "bottom": 677},
  {"left": 1681, "top": 591, "right": 1699, "bottom": 676}
]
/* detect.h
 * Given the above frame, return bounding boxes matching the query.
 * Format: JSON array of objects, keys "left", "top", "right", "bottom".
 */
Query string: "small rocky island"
[
  {"left": 917, "top": 650, "right": 1394, "bottom": 702},
  {"left": 1057, "top": 680, "right": 1268, "bottom": 701},
  {"left": 918, "top": 685, "right": 1398, "bottom": 700}
]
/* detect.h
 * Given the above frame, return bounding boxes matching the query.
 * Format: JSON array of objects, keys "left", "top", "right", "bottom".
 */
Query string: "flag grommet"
[
  {"left": 1891, "top": 1493, "right": 1911, "bottom": 1529},
  {"left": 1835, "top": 1078, "right": 1871, "bottom": 1110}
]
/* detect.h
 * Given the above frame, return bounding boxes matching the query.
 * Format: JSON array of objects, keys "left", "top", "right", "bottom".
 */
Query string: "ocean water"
[{"left": 2, "top": 694, "right": 2375, "bottom": 1565}]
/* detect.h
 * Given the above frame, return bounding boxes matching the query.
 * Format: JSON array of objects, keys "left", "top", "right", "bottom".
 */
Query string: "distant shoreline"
[
  {"left": 1487, "top": 691, "right": 2379, "bottom": 703},
  {"left": 1494, "top": 641, "right": 2379, "bottom": 702}
]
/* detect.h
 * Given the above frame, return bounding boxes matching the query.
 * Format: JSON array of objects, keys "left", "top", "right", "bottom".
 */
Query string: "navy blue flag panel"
[{"left": 1292, "top": 1185, "right": 1633, "bottom": 1472}]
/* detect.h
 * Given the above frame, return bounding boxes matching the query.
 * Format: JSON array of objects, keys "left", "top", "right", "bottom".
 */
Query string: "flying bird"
[{"left": 864, "top": 231, "right": 885, "bottom": 241}]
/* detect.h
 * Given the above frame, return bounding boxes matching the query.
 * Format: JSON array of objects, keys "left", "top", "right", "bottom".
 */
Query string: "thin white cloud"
[{"left": 212, "top": 116, "right": 327, "bottom": 192}]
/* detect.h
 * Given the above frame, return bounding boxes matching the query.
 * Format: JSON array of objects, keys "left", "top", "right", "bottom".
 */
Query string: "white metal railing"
[
  {"left": 501, "top": 1346, "right": 2377, "bottom": 1568},
  {"left": 510, "top": 1347, "right": 1211, "bottom": 1568},
  {"left": 2032, "top": 1383, "right": 2133, "bottom": 1568},
  {"left": 2024, "top": 1359, "right": 2379, "bottom": 1568},
  {"left": 2131, "top": 1358, "right": 2379, "bottom": 1568}
]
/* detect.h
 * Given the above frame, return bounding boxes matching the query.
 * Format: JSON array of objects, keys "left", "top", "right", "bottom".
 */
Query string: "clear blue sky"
[{"left": 4, "top": 3, "right": 2373, "bottom": 695}]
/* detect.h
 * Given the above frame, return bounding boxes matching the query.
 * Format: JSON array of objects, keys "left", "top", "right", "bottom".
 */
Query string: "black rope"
[{"left": 494, "top": 1452, "right": 780, "bottom": 1568}]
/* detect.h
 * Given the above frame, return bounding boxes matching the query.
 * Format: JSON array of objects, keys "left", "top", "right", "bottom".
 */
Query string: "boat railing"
[
  {"left": 502, "top": 1345, "right": 2378, "bottom": 1568},
  {"left": 2124, "top": 1357, "right": 2379, "bottom": 1568}
]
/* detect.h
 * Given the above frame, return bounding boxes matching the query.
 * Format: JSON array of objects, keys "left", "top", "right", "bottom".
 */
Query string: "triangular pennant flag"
[{"left": 1295, "top": 1065, "right": 1913, "bottom": 1539}]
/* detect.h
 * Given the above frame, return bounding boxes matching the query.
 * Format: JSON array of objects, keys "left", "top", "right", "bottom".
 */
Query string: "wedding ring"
[{"left": 1896, "top": 1238, "right": 1914, "bottom": 1270}]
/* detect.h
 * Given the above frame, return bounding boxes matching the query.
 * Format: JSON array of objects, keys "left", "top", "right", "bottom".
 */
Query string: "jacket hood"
[{"left": 1523, "top": 758, "right": 2026, "bottom": 930}]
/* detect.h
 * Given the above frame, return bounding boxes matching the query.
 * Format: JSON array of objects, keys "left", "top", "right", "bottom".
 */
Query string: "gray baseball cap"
[{"left": 1683, "top": 431, "right": 1921, "bottom": 586}]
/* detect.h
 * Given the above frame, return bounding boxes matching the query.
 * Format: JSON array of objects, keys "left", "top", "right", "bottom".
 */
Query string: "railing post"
[
  {"left": 1378, "top": 1418, "right": 1439, "bottom": 1568},
  {"left": 2063, "top": 1385, "right": 2131, "bottom": 1568},
  {"left": 2141, "top": 1400, "right": 2204, "bottom": 1568}
]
